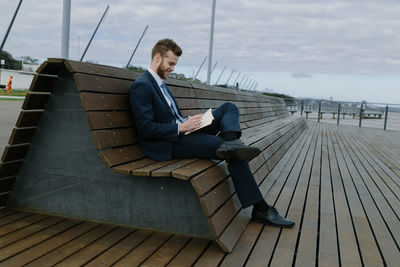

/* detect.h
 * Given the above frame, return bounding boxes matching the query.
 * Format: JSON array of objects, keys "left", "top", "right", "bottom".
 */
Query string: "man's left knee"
[{"left": 222, "top": 102, "right": 238, "bottom": 112}]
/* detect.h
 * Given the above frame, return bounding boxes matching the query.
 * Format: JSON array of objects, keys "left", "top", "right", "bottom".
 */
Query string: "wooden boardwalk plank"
[
  {"left": 268, "top": 121, "right": 320, "bottom": 266},
  {"left": 167, "top": 238, "right": 210, "bottom": 266},
  {"left": 333, "top": 125, "right": 400, "bottom": 266},
  {"left": 26, "top": 224, "right": 117, "bottom": 267},
  {"left": 246, "top": 122, "right": 317, "bottom": 266},
  {"left": 193, "top": 242, "right": 225, "bottom": 266},
  {"left": 325, "top": 124, "right": 362, "bottom": 266},
  {"left": 84, "top": 229, "right": 153, "bottom": 266},
  {"left": 113, "top": 232, "right": 172, "bottom": 266},
  {"left": 3, "top": 221, "right": 98, "bottom": 266},
  {"left": 317, "top": 123, "right": 340, "bottom": 267},
  {"left": 141, "top": 235, "right": 191, "bottom": 266},
  {"left": 294, "top": 121, "right": 323, "bottom": 266},
  {"left": 0, "top": 212, "right": 32, "bottom": 227},
  {"left": 0, "top": 213, "right": 47, "bottom": 237},
  {"left": 55, "top": 226, "right": 133, "bottom": 266},
  {"left": 344, "top": 130, "right": 400, "bottom": 217},
  {"left": 0, "top": 216, "right": 65, "bottom": 250},
  {"left": 219, "top": 222, "right": 263, "bottom": 267},
  {"left": 329, "top": 125, "right": 384, "bottom": 266},
  {"left": 1, "top": 122, "right": 400, "bottom": 266},
  {"left": 0, "top": 219, "right": 80, "bottom": 262}
]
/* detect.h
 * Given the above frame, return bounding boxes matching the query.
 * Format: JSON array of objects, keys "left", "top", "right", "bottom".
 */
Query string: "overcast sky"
[{"left": 1, "top": 0, "right": 400, "bottom": 104}]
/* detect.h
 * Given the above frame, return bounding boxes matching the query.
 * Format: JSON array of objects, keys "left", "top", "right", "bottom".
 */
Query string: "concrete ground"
[{"left": 0, "top": 100, "right": 23, "bottom": 155}]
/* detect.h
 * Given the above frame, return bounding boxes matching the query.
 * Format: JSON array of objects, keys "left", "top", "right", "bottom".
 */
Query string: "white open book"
[{"left": 185, "top": 108, "right": 214, "bottom": 135}]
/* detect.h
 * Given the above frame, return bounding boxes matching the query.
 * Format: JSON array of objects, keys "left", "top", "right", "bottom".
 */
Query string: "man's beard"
[{"left": 157, "top": 58, "right": 169, "bottom": 79}]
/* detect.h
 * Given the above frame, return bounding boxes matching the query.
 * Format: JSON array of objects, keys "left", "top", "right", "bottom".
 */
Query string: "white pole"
[
  {"left": 206, "top": 0, "right": 216, "bottom": 85},
  {"left": 61, "top": 0, "right": 71, "bottom": 59}
]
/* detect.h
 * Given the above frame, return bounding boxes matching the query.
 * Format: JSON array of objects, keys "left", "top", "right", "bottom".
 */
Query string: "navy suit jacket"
[{"left": 129, "top": 70, "right": 184, "bottom": 161}]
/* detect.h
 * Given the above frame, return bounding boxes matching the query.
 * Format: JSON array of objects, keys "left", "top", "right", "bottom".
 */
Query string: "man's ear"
[{"left": 154, "top": 53, "right": 162, "bottom": 64}]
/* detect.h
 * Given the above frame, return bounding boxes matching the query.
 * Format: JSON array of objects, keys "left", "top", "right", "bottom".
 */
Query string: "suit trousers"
[{"left": 172, "top": 102, "right": 264, "bottom": 208}]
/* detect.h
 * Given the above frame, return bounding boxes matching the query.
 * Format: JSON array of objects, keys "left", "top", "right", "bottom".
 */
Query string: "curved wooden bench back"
[{"left": 0, "top": 58, "right": 306, "bottom": 252}]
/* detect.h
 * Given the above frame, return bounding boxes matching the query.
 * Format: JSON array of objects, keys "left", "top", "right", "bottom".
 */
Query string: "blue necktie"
[{"left": 161, "top": 82, "right": 185, "bottom": 123}]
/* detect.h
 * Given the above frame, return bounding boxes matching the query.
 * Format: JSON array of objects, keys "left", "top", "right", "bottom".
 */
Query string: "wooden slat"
[
  {"left": 268, "top": 122, "right": 319, "bottom": 266},
  {"left": 1, "top": 144, "right": 29, "bottom": 162},
  {"left": 29, "top": 75, "right": 57, "bottom": 92},
  {"left": 25, "top": 224, "right": 115, "bottom": 267},
  {"left": 65, "top": 59, "right": 142, "bottom": 80},
  {"left": 0, "top": 177, "right": 15, "bottom": 192},
  {"left": 3, "top": 222, "right": 99, "bottom": 266},
  {"left": 84, "top": 229, "right": 153, "bottom": 266},
  {"left": 207, "top": 194, "right": 242, "bottom": 237},
  {"left": 8, "top": 127, "right": 36, "bottom": 145},
  {"left": 98, "top": 144, "right": 144, "bottom": 168},
  {"left": 0, "top": 212, "right": 32, "bottom": 228},
  {"left": 151, "top": 159, "right": 198, "bottom": 177},
  {"left": 113, "top": 158, "right": 157, "bottom": 175},
  {"left": 0, "top": 192, "right": 10, "bottom": 207},
  {"left": 169, "top": 85, "right": 196, "bottom": 98},
  {"left": 80, "top": 92, "right": 130, "bottom": 111},
  {"left": 329, "top": 128, "right": 384, "bottom": 266},
  {"left": 22, "top": 93, "right": 50, "bottom": 110},
  {"left": 74, "top": 73, "right": 132, "bottom": 94},
  {"left": 141, "top": 235, "right": 191, "bottom": 266},
  {"left": 166, "top": 238, "right": 211, "bottom": 266},
  {"left": 191, "top": 162, "right": 229, "bottom": 196},
  {"left": 0, "top": 214, "right": 47, "bottom": 237},
  {"left": 15, "top": 111, "right": 43, "bottom": 127},
  {"left": 216, "top": 208, "right": 251, "bottom": 253},
  {"left": 172, "top": 159, "right": 217, "bottom": 180},
  {"left": 131, "top": 160, "right": 178, "bottom": 176},
  {"left": 113, "top": 232, "right": 172, "bottom": 266},
  {"left": 0, "top": 216, "right": 65, "bottom": 249},
  {"left": 35, "top": 59, "right": 65, "bottom": 76},
  {"left": 219, "top": 222, "right": 263, "bottom": 267},
  {"left": 317, "top": 124, "right": 340, "bottom": 266},
  {"left": 0, "top": 161, "right": 23, "bottom": 178},
  {"left": 193, "top": 242, "right": 225, "bottom": 266},
  {"left": 92, "top": 128, "right": 137, "bottom": 150},
  {"left": 86, "top": 111, "right": 133, "bottom": 130},
  {"left": 199, "top": 178, "right": 235, "bottom": 217},
  {"left": 334, "top": 127, "right": 400, "bottom": 266},
  {"left": 165, "top": 77, "right": 192, "bottom": 88},
  {"left": 55, "top": 226, "right": 133, "bottom": 267},
  {"left": 0, "top": 219, "right": 81, "bottom": 262}
]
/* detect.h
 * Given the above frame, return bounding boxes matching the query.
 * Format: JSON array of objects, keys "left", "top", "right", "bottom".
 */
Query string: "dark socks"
[
  {"left": 254, "top": 199, "right": 270, "bottom": 212},
  {"left": 222, "top": 131, "right": 237, "bottom": 141}
]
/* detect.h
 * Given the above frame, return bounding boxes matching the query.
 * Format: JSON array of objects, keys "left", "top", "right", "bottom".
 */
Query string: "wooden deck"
[{"left": 0, "top": 121, "right": 399, "bottom": 266}]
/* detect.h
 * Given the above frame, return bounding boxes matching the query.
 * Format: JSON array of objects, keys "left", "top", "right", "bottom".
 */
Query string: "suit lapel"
[{"left": 144, "top": 71, "right": 175, "bottom": 117}]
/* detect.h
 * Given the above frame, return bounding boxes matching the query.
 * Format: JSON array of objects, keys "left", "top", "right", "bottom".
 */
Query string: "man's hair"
[{"left": 152, "top": 39, "right": 182, "bottom": 59}]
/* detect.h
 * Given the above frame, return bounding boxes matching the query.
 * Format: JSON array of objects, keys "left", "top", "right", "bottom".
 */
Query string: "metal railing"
[{"left": 288, "top": 100, "right": 400, "bottom": 131}]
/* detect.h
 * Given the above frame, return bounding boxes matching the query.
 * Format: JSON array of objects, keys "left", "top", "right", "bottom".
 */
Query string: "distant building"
[{"left": 0, "top": 66, "right": 38, "bottom": 90}]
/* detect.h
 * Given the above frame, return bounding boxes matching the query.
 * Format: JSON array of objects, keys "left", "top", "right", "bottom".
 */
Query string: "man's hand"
[{"left": 178, "top": 114, "right": 203, "bottom": 133}]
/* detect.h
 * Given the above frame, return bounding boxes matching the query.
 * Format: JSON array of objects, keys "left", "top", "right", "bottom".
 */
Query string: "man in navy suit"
[{"left": 130, "top": 39, "right": 294, "bottom": 228}]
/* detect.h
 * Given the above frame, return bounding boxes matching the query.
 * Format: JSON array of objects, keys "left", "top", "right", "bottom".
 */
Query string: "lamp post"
[
  {"left": 206, "top": 0, "right": 216, "bottom": 85},
  {"left": 61, "top": 0, "right": 71, "bottom": 58}
]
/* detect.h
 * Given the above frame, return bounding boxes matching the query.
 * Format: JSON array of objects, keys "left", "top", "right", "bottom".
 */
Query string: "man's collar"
[{"left": 147, "top": 67, "right": 163, "bottom": 87}]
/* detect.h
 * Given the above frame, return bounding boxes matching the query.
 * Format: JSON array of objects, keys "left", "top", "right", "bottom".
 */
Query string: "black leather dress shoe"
[
  {"left": 216, "top": 139, "right": 261, "bottom": 160},
  {"left": 251, "top": 207, "right": 295, "bottom": 228}
]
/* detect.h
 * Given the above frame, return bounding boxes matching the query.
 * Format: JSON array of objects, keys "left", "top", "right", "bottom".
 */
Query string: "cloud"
[
  {"left": 291, "top": 72, "right": 313, "bottom": 78},
  {"left": 2, "top": 0, "right": 400, "bottom": 103}
]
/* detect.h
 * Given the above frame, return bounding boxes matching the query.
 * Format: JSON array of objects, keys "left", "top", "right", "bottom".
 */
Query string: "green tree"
[
  {"left": 20, "top": 56, "right": 39, "bottom": 65},
  {"left": 127, "top": 65, "right": 146, "bottom": 72},
  {"left": 0, "top": 50, "right": 22, "bottom": 70}
]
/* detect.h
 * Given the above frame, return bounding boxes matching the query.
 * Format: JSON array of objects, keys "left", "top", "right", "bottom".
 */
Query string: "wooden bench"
[{"left": 0, "top": 58, "right": 307, "bottom": 252}]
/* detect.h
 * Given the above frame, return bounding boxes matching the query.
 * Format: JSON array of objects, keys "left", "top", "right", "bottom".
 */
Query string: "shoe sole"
[
  {"left": 216, "top": 147, "right": 261, "bottom": 160},
  {"left": 251, "top": 217, "right": 295, "bottom": 228}
]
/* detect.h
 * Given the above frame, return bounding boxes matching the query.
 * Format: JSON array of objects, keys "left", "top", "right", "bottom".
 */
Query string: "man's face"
[{"left": 156, "top": 50, "right": 178, "bottom": 79}]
